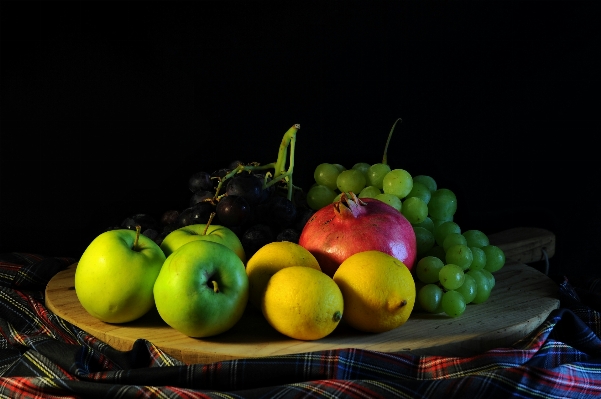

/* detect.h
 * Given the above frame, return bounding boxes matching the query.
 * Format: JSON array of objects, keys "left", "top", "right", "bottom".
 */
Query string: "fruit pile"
[
  {"left": 304, "top": 118, "right": 506, "bottom": 318},
  {"left": 76, "top": 119, "right": 507, "bottom": 343}
]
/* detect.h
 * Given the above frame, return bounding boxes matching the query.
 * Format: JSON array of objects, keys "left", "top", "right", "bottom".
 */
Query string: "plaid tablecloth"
[{"left": 0, "top": 253, "right": 600, "bottom": 399}]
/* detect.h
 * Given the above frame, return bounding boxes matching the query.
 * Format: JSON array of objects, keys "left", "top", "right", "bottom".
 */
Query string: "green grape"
[
  {"left": 413, "top": 175, "right": 437, "bottom": 193},
  {"left": 314, "top": 163, "right": 341, "bottom": 191},
  {"left": 439, "top": 264, "right": 465, "bottom": 290},
  {"left": 306, "top": 184, "right": 337, "bottom": 210},
  {"left": 415, "top": 255, "right": 444, "bottom": 283},
  {"left": 413, "top": 282, "right": 425, "bottom": 312},
  {"left": 445, "top": 244, "right": 473, "bottom": 270},
  {"left": 332, "top": 164, "right": 346, "bottom": 172},
  {"left": 432, "top": 218, "right": 451, "bottom": 231},
  {"left": 336, "top": 169, "right": 366, "bottom": 194},
  {"left": 467, "top": 269, "right": 492, "bottom": 304},
  {"left": 469, "top": 246, "right": 487, "bottom": 270},
  {"left": 442, "top": 232, "right": 467, "bottom": 252},
  {"left": 434, "top": 220, "right": 461, "bottom": 247},
  {"left": 428, "top": 188, "right": 457, "bottom": 220},
  {"left": 352, "top": 162, "right": 371, "bottom": 177},
  {"left": 482, "top": 245, "right": 505, "bottom": 273},
  {"left": 374, "top": 193, "right": 402, "bottom": 211},
  {"left": 401, "top": 197, "right": 428, "bottom": 224},
  {"left": 462, "top": 230, "right": 490, "bottom": 248},
  {"left": 456, "top": 274, "right": 477, "bottom": 304},
  {"left": 366, "top": 163, "right": 391, "bottom": 189},
  {"left": 405, "top": 181, "right": 432, "bottom": 204},
  {"left": 332, "top": 192, "right": 344, "bottom": 203},
  {"left": 442, "top": 290, "right": 467, "bottom": 317},
  {"left": 418, "top": 284, "right": 444, "bottom": 313},
  {"left": 423, "top": 245, "right": 446, "bottom": 263},
  {"left": 414, "top": 227, "right": 436, "bottom": 257},
  {"left": 413, "top": 216, "right": 434, "bottom": 233},
  {"left": 359, "top": 185, "right": 381, "bottom": 199},
  {"left": 382, "top": 169, "right": 413, "bottom": 199},
  {"left": 480, "top": 269, "right": 496, "bottom": 289}
]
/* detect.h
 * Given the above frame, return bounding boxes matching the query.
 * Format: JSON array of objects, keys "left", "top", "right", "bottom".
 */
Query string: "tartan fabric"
[{"left": 0, "top": 254, "right": 600, "bottom": 399}]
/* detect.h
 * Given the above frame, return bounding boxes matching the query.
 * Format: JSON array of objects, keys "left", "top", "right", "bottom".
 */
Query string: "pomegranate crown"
[{"left": 334, "top": 192, "right": 367, "bottom": 216}]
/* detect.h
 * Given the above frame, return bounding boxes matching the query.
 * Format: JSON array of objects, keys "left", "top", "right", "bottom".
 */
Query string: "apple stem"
[
  {"left": 133, "top": 225, "right": 141, "bottom": 251},
  {"left": 202, "top": 212, "right": 216, "bottom": 235},
  {"left": 212, "top": 280, "right": 219, "bottom": 293},
  {"left": 382, "top": 117, "right": 402, "bottom": 165}
]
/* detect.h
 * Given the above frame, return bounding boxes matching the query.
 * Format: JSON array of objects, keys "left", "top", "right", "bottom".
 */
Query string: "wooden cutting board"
[{"left": 45, "top": 227, "right": 558, "bottom": 365}]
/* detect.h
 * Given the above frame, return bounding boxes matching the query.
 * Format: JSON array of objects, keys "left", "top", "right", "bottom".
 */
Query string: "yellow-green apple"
[
  {"left": 160, "top": 223, "right": 246, "bottom": 263},
  {"left": 153, "top": 240, "right": 249, "bottom": 337},
  {"left": 74, "top": 227, "right": 166, "bottom": 323}
]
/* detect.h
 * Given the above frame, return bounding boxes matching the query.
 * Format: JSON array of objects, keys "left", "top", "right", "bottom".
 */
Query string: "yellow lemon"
[
  {"left": 246, "top": 241, "right": 321, "bottom": 310},
  {"left": 333, "top": 250, "right": 415, "bottom": 333},
  {"left": 262, "top": 266, "right": 343, "bottom": 341}
]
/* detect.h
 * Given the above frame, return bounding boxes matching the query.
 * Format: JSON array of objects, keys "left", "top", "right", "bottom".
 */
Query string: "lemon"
[
  {"left": 262, "top": 266, "right": 343, "bottom": 341},
  {"left": 333, "top": 250, "right": 415, "bottom": 333},
  {"left": 246, "top": 241, "right": 321, "bottom": 310}
]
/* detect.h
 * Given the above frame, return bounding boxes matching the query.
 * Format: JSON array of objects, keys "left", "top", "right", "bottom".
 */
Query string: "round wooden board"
[{"left": 45, "top": 260, "right": 559, "bottom": 365}]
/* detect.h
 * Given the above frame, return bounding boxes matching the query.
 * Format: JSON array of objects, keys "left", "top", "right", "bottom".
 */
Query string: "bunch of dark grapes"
[{"left": 110, "top": 161, "right": 315, "bottom": 259}]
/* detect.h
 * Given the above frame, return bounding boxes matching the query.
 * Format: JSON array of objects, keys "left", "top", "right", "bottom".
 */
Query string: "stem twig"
[{"left": 383, "top": 118, "right": 402, "bottom": 165}]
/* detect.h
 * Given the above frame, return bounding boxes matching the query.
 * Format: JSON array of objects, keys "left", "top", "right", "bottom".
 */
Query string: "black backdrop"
[{"left": 1, "top": 1, "right": 599, "bottom": 278}]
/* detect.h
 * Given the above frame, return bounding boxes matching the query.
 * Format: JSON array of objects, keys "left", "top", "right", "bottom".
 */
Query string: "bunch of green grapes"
[
  {"left": 307, "top": 160, "right": 441, "bottom": 227},
  {"left": 413, "top": 222, "right": 506, "bottom": 317},
  {"left": 306, "top": 117, "right": 507, "bottom": 318}
]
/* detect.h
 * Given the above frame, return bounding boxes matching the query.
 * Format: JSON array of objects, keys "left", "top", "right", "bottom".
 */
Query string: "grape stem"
[
  {"left": 212, "top": 124, "right": 301, "bottom": 202},
  {"left": 382, "top": 118, "right": 402, "bottom": 165}
]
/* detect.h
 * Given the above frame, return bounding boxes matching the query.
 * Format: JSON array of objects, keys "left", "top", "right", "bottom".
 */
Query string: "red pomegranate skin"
[{"left": 298, "top": 193, "right": 417, "bottom": 277}]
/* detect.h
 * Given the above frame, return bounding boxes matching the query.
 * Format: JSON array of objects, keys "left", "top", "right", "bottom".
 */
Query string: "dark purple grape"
[
  {"left": 142, "top": 228, "right": 159, "bottom": 241},
  {"left": 292, "top": 187, "right": 308, "bottom": 208},
  {"left": 189, "top": 201, "right": 214, "bottom": 225},
  {"left": 226, "top": 174, "right": 264, "bottom": 205},
  {"left": 190, "top": 189, "right": 214, "bottom": 207},
  {"left": 251, "top": 199, "right": 274, "bottom": 225},
  {"left": 177, "top": 207, "right": 196, "bottom": 227},
  {"left": 160, "top": 210, "right": 180, "bottom": 226},
  {"left": 121, "top": 214, "right": 159, "bottom": 232},
  {"left": 188, "top": 171, "right": 213, "bottom": 193},
  {"left": 216, "top": 195, "right": 251, "bottom": 227},
  {"left": 254, "top": 173, "right": 274, "bottom": 203},
  {"left": 276, "top": 228, "right": 300, "bottom": 243},
  {"left": 228, "top": 160, "right": 244, "bottom": 170},
  {"left": 241, "top": 224, "right": 274, "bottom": 259},
  {"left": 267, "top": 196, "right": 297, "bottom": 228},
  {"left": 294, "top": 207, "right": 315, "bottom": 232},
  {"left": 162, "top": 223, "right": 178, "bottom": 235}
]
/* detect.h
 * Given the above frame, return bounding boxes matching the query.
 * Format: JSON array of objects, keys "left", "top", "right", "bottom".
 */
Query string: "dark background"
[{"left": 1, "top": 1, "right": 599, "bottom": 279}]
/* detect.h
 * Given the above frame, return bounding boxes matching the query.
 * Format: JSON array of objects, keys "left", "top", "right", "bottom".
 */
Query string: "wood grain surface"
[{"left": 45, "top": 227, "right": 559, "bottom": 364}]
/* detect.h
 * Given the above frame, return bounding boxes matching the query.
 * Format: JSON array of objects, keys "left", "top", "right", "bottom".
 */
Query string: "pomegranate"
[{"left": 298, "top": 192, "right": 416, "bottom": 277}]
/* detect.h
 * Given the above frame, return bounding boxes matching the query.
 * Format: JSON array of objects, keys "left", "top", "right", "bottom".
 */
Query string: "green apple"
[
  {"left": 160, "top": 223, "right": 246, "bottom": 263},
  {"left": 153, "top": 240, "right": 249, "bottom": 338},
  {"left": 75, "top": 227, "right": 166, "bottom": 323}
]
